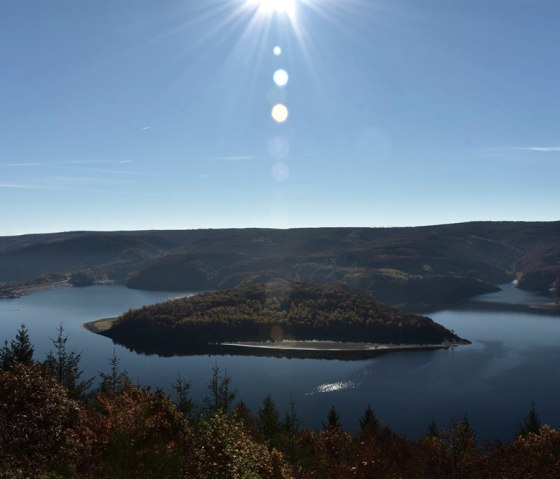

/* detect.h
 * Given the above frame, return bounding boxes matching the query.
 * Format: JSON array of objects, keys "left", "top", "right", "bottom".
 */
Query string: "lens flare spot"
[
  {"left": 272, "top": 162, "right": 289, "bottom": 182},
  {"left": 273, "top": 69, "right": 289, "bottom": 87},
  {"left": 270, "top": 325, "right": 284, "bottom": 341},
  {"left": 273, "top": 46, "right": 282, "bottom": 56},
  {"left": 268, "top": 136, "right": 290, "bottom": 159},
  {"left": 271, "top": 103, "right": 289, "bottom": 123}
]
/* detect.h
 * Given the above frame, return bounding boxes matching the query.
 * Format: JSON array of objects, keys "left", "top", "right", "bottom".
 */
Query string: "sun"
[{"left": 245, "top": 0, "right": 297, "bottom": 17}]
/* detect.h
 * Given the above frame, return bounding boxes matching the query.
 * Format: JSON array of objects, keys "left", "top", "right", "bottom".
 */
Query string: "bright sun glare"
[{"left": 246, "top": 0, "right": 297, "bottom": 16}]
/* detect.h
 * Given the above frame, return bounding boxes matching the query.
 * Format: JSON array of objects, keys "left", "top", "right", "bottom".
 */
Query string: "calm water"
[{"left": 0, "top": 284, "right": 558, "bottom": 442}]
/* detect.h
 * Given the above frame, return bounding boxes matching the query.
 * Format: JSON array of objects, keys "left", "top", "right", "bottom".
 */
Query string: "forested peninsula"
[{"left": 88, "top": 282, "right": 468, "bottom": 357}]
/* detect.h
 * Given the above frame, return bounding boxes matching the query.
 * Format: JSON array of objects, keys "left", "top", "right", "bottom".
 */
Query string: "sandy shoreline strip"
[
  {"left": 220, "top": 340, "right": 456, "bottom": 353},
  {"left": 83, "top": 317, "right": 118, "bottom": 333}
]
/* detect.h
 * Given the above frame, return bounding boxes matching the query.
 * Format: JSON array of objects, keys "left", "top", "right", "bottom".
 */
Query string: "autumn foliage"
[{"left": 1, "top": 327, "right": 560, "bottom": 478}]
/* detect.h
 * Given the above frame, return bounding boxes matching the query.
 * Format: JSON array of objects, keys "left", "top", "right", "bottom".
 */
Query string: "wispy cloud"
[
  {"left": 0, "top": 182, "right": 40, "bottom": 189},
  {"left": 521, "top": 146, "right": 560, "bottom": 152},
  {"left": 3, "top": 162, "right": 42, "bottom": 167},
  {"left": 1, "top": 159, "right": 132, "bottom": 168},
  {"left": 0, "top": 180, "right": 151, "bottom": 196},
  {"left": 51, "top": 159, "right": 115, "bottom": 165},
  {"left": 496, "top": 146, "right": 560, "bottom": 153},
  {"left": 50, "top": 175, "right": 139, "bottom": 185},
  {"left": 79, "top": 168, "right": 146, "bottom": 176},
  {"left": 210, "top": 155, "right": 255, "bottom": 161},
  {"left": 481, "top": 146, "right": 560, "bottom": 160}
]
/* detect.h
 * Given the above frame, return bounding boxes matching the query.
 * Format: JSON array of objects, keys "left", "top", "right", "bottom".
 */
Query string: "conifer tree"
[
  {"left": 171, "top": 373, "right": 194, "bottom": 418},
  {"left": 98, "top": 349, "right": 128, "bottom": 394},
  {"left": 323, "top": 405, "right": 341, "bottom": 429},
  {"left": 426, "top": 418, "right": 440, "bottom": 438},
  {"left": 258, "top": 394, "right": 282, "bottom": 450},
  {"left": 359, "top": 404, "right": 379, "bottom": 431},
  {"left": 0, "top": 340, "right": 11, "bottom": 371},
  {"left": 234, "top": 401, "right": 257, "bottom": 434},
  {"left": 445, "top": 414, "right": 477, "bottom": 475},
  {"left": 203, "top": 364, "right": 236, "bottom": 415},
  {"left": 43, "top": 324, "right": 93, "bottom": 399},
  {"left": 516, "top": 403, "right": 541, "bottom": 437},
  {"left": 0, "top": 324, "right": 34, "bottom": 370},
  {"left": 283, "top": 396, "right": 299, "bottom": 463}
]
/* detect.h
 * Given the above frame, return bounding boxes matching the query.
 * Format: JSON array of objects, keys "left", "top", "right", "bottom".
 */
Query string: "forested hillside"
[
  {"left": 1, "top": 221, "right": 559, "bottom": 307},
  {"left": 98, "top": 282, "right": 466, "bottom": 356}
]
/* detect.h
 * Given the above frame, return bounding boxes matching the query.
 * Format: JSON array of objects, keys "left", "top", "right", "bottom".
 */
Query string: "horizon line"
[{"left": 2, "top": 218, "right": 559, "bottom": 238}]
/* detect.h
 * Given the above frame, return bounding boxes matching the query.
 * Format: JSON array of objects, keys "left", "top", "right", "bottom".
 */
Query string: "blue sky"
[{"left": 1, "top": 0, "right": 559, "bottom": 235}]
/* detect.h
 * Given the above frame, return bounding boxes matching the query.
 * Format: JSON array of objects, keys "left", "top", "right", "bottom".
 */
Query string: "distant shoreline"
[
  {"left": 530, "top": 302, "right": 560, "bottom": 312},
  {"left": 446, "top": 299, "right": 560, "bottom": 316},
  {"left": 0, "top": 279, "right": 71, "bottom": 299}
]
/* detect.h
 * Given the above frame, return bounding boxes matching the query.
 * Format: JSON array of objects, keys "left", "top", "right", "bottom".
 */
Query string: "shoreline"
[
  {"left": 220, "top": 340, "right": 461, "bottom": 353},
  {"left": 451, "top": 299, "right": 560, "bottom": 316},
  {"left": 83, "top": 317, "right": 118, "bottom": 333},
  {"left": 217, "top": 340, "right": 463, "bottom": 358},
  {"left": 530, "top": 302, "right": 560, "bottom": 312},
  {"left": 0, "top": 279, "right": 71, "bottom": 299}
]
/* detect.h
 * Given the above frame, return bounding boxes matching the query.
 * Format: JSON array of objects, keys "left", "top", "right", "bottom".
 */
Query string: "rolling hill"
[{"left": 1, "top": 221, "right": 559, "bottom": 308}]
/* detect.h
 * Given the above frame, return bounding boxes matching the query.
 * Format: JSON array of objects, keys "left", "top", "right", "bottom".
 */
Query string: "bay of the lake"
[{"left": 0, "top": 283, "right": 558, "bottom": 442}]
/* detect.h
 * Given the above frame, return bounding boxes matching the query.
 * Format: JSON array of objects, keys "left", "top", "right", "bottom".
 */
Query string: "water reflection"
[
  {"left": 1, "top": 283, "right": 559, "bottom": 442},
  {"left": 308, "top": 379, "right": 357, "bottom": 395}
]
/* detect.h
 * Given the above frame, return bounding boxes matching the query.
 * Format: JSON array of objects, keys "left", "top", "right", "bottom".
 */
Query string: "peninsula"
[{"left": 85, "top": 282, "right": 469, "bottom": 358}]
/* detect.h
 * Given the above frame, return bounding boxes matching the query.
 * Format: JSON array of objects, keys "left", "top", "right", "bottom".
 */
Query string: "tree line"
[{"left": 1, "top": 324, "right": 559, "bottom": 478}]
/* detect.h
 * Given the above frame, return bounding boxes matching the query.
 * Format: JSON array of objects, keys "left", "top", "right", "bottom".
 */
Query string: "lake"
[{"left": 0, "top": 283, "right": 558, "bottom": 442}]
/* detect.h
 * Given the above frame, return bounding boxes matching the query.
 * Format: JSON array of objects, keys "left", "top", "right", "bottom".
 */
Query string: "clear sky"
[{"left": 1, "top": 0, "right": 559, "bottom": 235}]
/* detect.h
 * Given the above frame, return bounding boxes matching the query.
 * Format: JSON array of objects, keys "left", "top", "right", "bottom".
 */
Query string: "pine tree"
[
  {"left": 426, "top": 418, "right": 440, "bottom": 438},
  {"left": 0, "top": 324, "right": 34, "bottom": 370},
  {"left": 171, "top": 373, "right": 194, "bottom": 418},
  {"left": 323, "top": 405, "right": 341, "bottom": 430},
  {"left": 234, "top": 401, "right": 257, "bottom": 435},
  {"left": 283, "top": 396, "right": 299, "bottom": 463},
  {"left": 203, "top": 364, "right": 236, "bottom": 415},
  {"left": 0, "top": 340, "right": 12, "bottom": 371},
  {"left": 98, "top": 349, "right": 128, "bottom": 394},
  {"left": 516, "top": 403, "right": 541, "bottom": 437},
  {"left": 359, "top": 404, "right": 379, "bottom": 431},
  {"left": 258, "top": 394, "right": 282, "bottom": 450},
  {"left": 444, "top": 414, "right": 477, "bottom": 475},
  {"left": 43, "top": 324, "right": 94, "bottom": 399}
]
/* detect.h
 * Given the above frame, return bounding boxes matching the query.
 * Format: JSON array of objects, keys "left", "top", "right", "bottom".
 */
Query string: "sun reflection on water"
[{"left": 307, "top": 379, "right": 358, "bottom": 395}]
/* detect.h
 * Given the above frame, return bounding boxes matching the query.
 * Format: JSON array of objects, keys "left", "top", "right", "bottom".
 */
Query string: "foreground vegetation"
[
  {"left": 1, "top": 325, "right": 560, "bottom": 478},
  {"left": 99, "top": 283, "right": 466, "bottom": 356}
]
